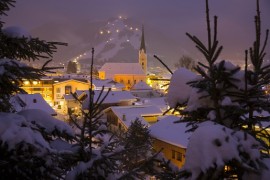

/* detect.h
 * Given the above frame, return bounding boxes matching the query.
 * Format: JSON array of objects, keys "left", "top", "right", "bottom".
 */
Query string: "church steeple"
[
  {"left": 139, "top": 25, "right": 147, "bottom": 74},
  {"left": 140, "top": 25, "right": 146, "bottom": 53}
]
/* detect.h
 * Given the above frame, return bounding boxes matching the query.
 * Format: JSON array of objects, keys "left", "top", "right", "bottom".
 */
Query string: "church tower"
[{"left": 139, "top": 25, "right": 147, "bottom": 74}]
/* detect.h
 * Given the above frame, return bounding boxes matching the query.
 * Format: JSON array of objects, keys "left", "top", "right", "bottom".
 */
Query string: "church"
[{"left": 98, "top": 26, "right": 148, "bottom": 90}]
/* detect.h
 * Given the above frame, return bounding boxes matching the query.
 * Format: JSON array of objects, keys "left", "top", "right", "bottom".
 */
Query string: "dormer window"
[
  {"left": 65, "top": 86, "right": 72, "bottom": 95},
  {"left": 33, "top": 99, "right": 37, "bottom": 103}
]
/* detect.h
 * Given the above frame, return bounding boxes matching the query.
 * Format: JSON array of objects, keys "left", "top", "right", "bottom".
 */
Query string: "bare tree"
[{"left": 174, "top": 55, "right": 195, "bottom": 70}]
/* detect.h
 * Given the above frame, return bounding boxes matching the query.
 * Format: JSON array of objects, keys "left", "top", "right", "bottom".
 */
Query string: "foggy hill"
[{"left": 31, "top": 16, "right": 184, "bottom": 68}]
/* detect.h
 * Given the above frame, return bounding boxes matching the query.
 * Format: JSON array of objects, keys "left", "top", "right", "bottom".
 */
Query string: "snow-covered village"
[{"left": 1, "top": 0, "right": 270, "bottom": 179}]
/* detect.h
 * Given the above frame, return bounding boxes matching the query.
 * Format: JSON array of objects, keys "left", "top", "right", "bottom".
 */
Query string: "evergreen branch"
[
  {"left": 197, "top": 61, "right": 210, "bottom": 70},
  {"left": 68, "top": 112, "right": 82, "bottom": 131},
  {"left": 214, "top": 16, "right": 218, "bottom": 43},
  {"left": 245, "top": 50, "right": 248, "bottom": 93},
  {"left": 255, "top": 0, "right": 261, "bottom": 58},
  {"left": 195, "top": 45, "right": 209, "bottom": 60},
  {"left": 259, "top": 29, "right": 269, "bottom": 59},
  {"left": 209, "top": 40, "right": 219, "bottom": 60},
  {"left": 153, "top": 55, "right": 173, "bottom": 74},
  {"left": 205, "top": 0, "right": 212, "bottom": 50},
  {"left": 0, "top": 0, "right": 15, "bottom": 16},
  {"left": 94, "top": 86, "right": 106, "bottom": 105},
  {"left": 93, "top": 87, "right": 111, "bottom": 111},
  {"left": 186, "top": 33, "right": 209, "bottom": 54},
  {"left": 212, "top": 46, "right": 223, "bottom": 62}
]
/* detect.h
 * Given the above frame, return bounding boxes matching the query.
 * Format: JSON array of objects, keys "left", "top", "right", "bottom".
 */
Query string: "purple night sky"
[{"left": 3, "top": 0, "right": 270, "bottom": 64}]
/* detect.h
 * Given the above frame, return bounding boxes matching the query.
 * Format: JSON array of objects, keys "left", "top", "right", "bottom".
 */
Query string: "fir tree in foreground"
[
  {"left": 0, "top": 0, "right": 71, "bottom": 179},
  {"left": 65, "top": 49, "right": 165, "bottom": 179},
  {"left": 0, "top": 0, "right": 66, "bottom": 112},
  {"left": 167, "top": 0, "right": 270, "bottom": 179}
]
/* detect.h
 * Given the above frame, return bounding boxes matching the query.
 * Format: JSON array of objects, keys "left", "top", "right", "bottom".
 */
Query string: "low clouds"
[{"left": 3, "top": 0, "right": 270, "bottom": 62}]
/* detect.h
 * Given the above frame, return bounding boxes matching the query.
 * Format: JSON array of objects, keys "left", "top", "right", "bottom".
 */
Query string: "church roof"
[
  {"left": 140, "top": 25, "right": 146, "bottom": 53},
  {"left": 99, "top": 63, "right": 145, "bottom": 79}
]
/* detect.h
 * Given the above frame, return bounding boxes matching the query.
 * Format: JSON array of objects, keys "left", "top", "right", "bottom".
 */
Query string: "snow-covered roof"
[
  {"left": 149, "top": 115, "right": 191, "bottom": 148},
  {"left": 135, "top": 97, "right": 168, "bottom": 113},
  {"left": 74, "top": 90, "right": 137, "bottom": 109},
  {"left": 11, "top": 94, "right": 56, "bottom": 116},
  {"left": 109, "top": 105, "right": 163, "bottom": 117},
  {"left": 131, "top": 81, "right": 152, "bottom": 90},
  {"left": 63, "top": 94, "right": 75, "bottom": 100},
  {"left": 44, "top": 74, "right": 91, "bottom": 80},
  {"left": 99, "top": 63, "right": 145, "bottom": 79},
  {"left": 53, "top": 78, "right": 89, "bottom": 85},
  {"left": 107, "top": 105, "right": 163, "bottom": 128},
  {"left": 92, "top": 79, "right": 124, "bottom": 90}
]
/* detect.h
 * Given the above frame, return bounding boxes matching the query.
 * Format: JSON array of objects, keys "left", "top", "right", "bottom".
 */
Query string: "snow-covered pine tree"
[
  {"left": 235, "top": 0, "right": 270, "bottom": 153},
  {"left": 0, "top": 0, "right": 66, "bottom": 112},
  {"left": 167, "top": 0, "right": 270, "bottom": 179},
  {"left": 64, "top": 48, "right": 117, "bottom": 179},
  {"left": 0, "top": 1, "right": 73, "bottom": 179},
  {"left": 117, "top": 118, "right": 161, "bottom": 179},
  {"left": 65, "top": 49, "right": 164, "bottom": 179},
  {"left": 0, "top": 109, "right": 75, "bottom": 179}
]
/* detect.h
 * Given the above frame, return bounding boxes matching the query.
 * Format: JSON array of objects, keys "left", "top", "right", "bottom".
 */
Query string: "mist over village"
[{"left": 1, "top": 0, "right": 270, "bottom": 179}]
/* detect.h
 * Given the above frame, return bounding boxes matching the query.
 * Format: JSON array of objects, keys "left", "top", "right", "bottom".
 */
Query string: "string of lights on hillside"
[
  {"left": 71, "top": 15, "right": 141, "bottom": 63},
  {"left": 99, "top": 16, "right": 139, "bottom": 36}
]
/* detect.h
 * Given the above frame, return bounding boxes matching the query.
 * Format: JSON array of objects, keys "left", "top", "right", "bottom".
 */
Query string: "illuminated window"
[
  {"left": 56, "top": 88, "right": 61, "bottom": 93},
  {"left": 65, "top": 86, "right": 72, "bottom": 95},
  {"left": 172, "top": 150, "right": 182, "bottom": 162}
]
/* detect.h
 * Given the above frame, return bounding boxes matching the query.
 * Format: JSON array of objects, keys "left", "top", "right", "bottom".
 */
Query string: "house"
[
  {"left": 11, "top": 93, "right": 57, "bottom": 116},
  {"left": 21, "top": 75, "right": 92, "bottom": 106},
  {"left": 149, "top": 115, "right": 191, "bottom": 168},
  {"left": 53, "top": 79, "right": 90, "bottom": 109},
  {"left": 104, "top": 105, "right": 163, "bottom": 134},
  {"left": 21, "top": 77, "right": 54, "bottom": 105}
]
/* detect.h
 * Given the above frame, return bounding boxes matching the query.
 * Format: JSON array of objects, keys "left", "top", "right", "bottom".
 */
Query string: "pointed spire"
[{"left": 140, "top": 25, "right": 146, "bottom": 53}]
